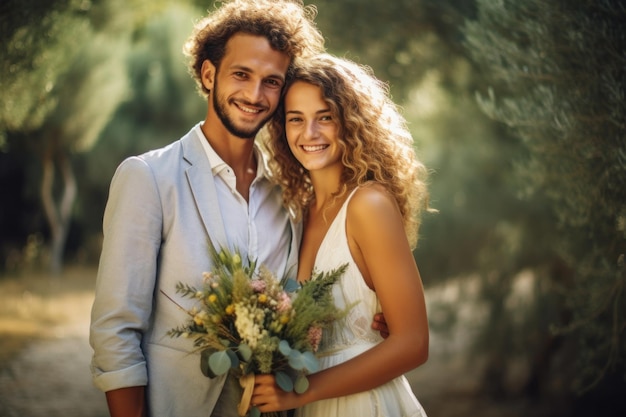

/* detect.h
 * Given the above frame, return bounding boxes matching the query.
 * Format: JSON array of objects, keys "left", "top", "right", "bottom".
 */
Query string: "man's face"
[{"left": 202, "top": 33, "right": 291, "bottom": 139}]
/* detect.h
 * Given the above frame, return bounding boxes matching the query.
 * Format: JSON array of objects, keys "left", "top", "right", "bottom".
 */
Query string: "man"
[{"left": 89, "top": 1, "right": 324, "bottom": 416}]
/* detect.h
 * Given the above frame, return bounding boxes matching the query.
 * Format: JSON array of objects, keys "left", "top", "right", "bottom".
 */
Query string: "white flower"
[{"left": 234, "top": 303, "right": 264, "bottom": 349}]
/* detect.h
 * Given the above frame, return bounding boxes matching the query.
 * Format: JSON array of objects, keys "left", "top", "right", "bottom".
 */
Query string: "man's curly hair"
[
  {"left": 183, "top": 0, "right": 324, "bottom": 97},
  {"left": 265, "top": 54, "right": 432, "bottom": 248}
]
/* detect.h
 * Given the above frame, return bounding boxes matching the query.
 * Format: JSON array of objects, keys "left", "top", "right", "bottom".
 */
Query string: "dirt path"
[
  {"left": 0, "top": 275, "right": 534, "bottom": 417},
  {"left": 0, "top": 315, "right": 109, "bottom": 417},
  {"left": 0, "top": 325, "right": 519, "bottom": 417}
]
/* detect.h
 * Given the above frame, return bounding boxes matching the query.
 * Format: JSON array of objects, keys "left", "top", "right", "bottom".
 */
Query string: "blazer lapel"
[
  {"left": 285, "top": 217, "right": 302, "bottom": 278},
  {"left": 181, "top": 130, "right": 228, "bottom": 252}
]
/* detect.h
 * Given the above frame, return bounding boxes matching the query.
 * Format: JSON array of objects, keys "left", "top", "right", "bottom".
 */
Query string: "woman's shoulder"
[{"left": 347, "top": 182, "right": 399, "bottom": 221}]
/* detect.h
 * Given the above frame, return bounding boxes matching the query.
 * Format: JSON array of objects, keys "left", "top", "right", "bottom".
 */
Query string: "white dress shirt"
[{"left": 195, "top": 124, "right": 290, "bottom": 276}]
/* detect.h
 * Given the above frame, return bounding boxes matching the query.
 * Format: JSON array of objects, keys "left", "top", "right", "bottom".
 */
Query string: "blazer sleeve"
[{"left": 89, "top": 156, "right": 163, "bottom": 392}]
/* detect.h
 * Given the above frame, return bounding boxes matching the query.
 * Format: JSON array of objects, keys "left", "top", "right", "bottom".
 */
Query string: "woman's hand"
[{"left": 251, "top": 374, "right": 303, "bottom": 413}]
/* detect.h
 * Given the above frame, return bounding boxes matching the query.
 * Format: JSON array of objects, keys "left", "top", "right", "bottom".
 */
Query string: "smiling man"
[{"left": 88, "top": 1, "right": 324, "bottom": 417}]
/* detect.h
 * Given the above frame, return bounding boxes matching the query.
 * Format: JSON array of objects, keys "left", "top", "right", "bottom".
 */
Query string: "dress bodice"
[{"left": 312, "top": 189, "right": 383, "bottom": 353}]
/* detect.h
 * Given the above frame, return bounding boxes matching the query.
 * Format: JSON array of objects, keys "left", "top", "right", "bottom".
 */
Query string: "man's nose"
[{"left": 243, "top": 82, "right": 263, "bottom": 104}]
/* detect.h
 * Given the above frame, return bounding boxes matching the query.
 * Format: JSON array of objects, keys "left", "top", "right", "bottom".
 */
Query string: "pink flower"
[
  {"left": 250, "top": 279, "right": 266, "bottom": 293},
  {"left": 277, "top": 292, "right": 292, "bottom": 312},
  {"left": 307, "top": 326, "right": 323, "bottom": 352}
]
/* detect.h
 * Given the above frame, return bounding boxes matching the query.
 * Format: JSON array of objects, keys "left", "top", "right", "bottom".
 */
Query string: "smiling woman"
[
  {"left": 253, "top": 53, "right": 432, "bottom": 417},
  {"left": 284, "top": 81, "right": 342, "bottom": 173}
]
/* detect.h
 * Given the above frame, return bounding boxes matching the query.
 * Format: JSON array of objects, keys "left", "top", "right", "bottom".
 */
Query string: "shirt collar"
[{"left": 194, "top": 123, "right": 269, "bottom": 180}]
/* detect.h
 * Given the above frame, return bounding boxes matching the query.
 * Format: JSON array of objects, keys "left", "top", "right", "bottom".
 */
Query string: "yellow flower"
[
  {"left": 225, "top": 304, "right": 235, "bottom": 315},
  {"left": 258, "top": 294, "right": 268, "bottom": 303},
  {"left": 233, "top": 253, "right": 241, "bottom": 267},
  {"left": 194, "top": 311, "right": 208, "bottom": 326},
  {"left": 207, "top": 294, "right": 218, "bottom": 303},
  {"left": 279, "top": 314, "right": 290, "bottom": 325}
]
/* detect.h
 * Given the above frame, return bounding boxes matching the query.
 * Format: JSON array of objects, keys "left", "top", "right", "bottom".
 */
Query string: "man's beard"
[{"left": 212, "top": 79, "right": 273, "bottom": 139}]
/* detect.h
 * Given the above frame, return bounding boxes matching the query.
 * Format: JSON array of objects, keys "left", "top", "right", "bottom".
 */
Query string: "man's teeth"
[
  {"left": 303, "top": 145, "right": 327, "bottom": 152},
  {"left": 239, "top": 104, "right": 260, "bottom": 114}
]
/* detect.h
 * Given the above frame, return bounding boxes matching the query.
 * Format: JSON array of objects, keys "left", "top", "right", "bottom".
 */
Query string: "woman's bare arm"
[{"left": 252, "top": 186, "right": 429, "bottom": 412}]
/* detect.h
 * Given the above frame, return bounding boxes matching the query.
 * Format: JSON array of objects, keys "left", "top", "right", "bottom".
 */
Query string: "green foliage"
[
  {"left": 464, "top": 0, "right": 626, "bottom": 393},
  {"left": 0, "top": 1, "right": 205, "bottom": 269},
  {"left": 0, "top": 0, "right": 88, "bottom": 141},
  {"left": 309, "top": 0, "right": 475, "bottom": 101},
  {"left": 166, "top": 246, "right": 348, "bottom": 395}
]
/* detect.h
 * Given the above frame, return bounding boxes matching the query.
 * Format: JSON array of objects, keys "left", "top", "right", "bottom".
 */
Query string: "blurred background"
[{"left": 1, "top": 0, "right": 625, "bottom": 416}]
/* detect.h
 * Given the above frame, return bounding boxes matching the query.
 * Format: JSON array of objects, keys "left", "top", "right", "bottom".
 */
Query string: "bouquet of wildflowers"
[{"left": 164, "top": 246, "right": 347, "bottom": 417}]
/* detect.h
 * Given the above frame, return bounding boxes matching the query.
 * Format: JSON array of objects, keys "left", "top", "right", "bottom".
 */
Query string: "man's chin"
[
  {"left": 228, "top": 120, "right": 269, "bottom": 140},
  {"left": 230, "top": 128, "right": 261, "bottom": 140}
]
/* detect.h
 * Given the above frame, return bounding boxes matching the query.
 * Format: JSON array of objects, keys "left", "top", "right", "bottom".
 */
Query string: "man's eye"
[{"left": 265, "top": 79, "right": 282, "bottom": 88}]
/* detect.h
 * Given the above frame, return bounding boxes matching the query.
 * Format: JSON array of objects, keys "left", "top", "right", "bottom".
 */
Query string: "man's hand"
[{"left": 372, "top": 312, "right": 389, "bottom": 339}]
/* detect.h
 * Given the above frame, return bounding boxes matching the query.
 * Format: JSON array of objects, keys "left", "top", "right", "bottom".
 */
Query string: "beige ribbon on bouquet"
[{"left": 238, "top": 374, "right": 255, "bottom": 416}]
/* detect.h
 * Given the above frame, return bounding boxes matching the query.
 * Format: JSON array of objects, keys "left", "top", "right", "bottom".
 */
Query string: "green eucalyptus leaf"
[
  {"left": 287, "top": 350, "right": 304, "bottom": 370},
  {"left": 208, "top": 350, "right": 232, "bottom": 376},
  {"left": 278, "top": 339, "right": 292, "bottom": 356},
  {"left": 294, "top": 374, "right": 310, "bottom": 394},
  {"left": 282, "top": 278, "right": 300, "bottom": 292},
  {"left": 200, "top": 349, "right": 219, "bottom": 378},
  {"left": 275, "top": 371, "right": 294, "bottom": 392},
  {"left": 301, "top": 351, "right": 320, "bottom": 373},
  {"left": 225, "top": 348, "right": 239, "bottom": 368},
  {"left": 238, "top": 343, "right": 252, "bottom": 362}
]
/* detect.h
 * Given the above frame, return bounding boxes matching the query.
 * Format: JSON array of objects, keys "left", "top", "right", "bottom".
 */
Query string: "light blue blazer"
[{"left": 90, "top": 125, "right": 300, "bottom": 416}]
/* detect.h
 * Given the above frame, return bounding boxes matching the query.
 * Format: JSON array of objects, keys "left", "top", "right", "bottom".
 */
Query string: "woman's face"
[{"left": 283, "top": 81, "right": 342, "bottom": 173}]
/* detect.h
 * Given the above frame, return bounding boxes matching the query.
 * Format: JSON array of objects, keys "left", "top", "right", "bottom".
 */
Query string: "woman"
[{"left": 253, "top": 54, "right": 431, "bottom": 416}]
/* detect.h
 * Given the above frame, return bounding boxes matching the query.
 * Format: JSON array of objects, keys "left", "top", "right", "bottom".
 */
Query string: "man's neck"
[{"left": 200, "top": 120, "right": 257, "bottom": 201}]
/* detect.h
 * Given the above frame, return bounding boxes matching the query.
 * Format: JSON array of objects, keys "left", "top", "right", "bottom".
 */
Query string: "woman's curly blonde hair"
[
  {"left": 183, "top": 0, "right": 324, "bottom": 97},
  {"left": 265, "top": 54, "right": 431, "bottom": 248}
]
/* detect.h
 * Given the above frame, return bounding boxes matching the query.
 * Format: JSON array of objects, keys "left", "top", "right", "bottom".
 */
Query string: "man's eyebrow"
[{"left": 230, "top": 65, "right": 285, "bottom": 83}]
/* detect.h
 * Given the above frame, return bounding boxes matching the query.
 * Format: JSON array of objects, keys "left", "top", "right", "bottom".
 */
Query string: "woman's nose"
[{"left": 304, "top": 121, "right": 320, "bottom": 139}]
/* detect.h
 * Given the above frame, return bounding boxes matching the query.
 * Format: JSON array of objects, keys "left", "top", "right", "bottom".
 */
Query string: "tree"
[
  {"left": 1, "top": 0, "right": 132, "bottom": 274},
  {"left": 309, "top": 0, "right": 476, "bottom": 102},
  {"left": 75, "top": 3, "right": 206, "bottom": 254},
  {"left": 0, "top": 0, "right": 174, "bottom": 274},
  {"left": 464, "top": 0, "right": 626, "bottom": 401}
]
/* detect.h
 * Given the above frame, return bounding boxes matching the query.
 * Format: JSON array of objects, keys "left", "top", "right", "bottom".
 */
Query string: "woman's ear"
[{"left": 201, "top": 60, "right": 216, "bottom": 92}]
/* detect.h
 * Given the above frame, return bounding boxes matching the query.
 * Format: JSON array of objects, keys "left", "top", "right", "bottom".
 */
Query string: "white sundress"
[{"left": 295, "top": 188, "right": 427, "bottom": 417}]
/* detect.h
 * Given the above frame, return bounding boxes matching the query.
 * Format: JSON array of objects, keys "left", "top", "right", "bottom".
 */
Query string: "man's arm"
[
  {"left": 90, "top": 158, "right": 159, "bottom": 409},
  {"left": 105, "top": 386, "right": 147, "bottom": 417}
]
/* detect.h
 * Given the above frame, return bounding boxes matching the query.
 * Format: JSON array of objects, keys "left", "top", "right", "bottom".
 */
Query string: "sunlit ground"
[
  {"left": 0, "top": 267, "right": 97, "bottom": 363},
  {"left": 0, "top": 266, "right": 568, "bottom": 417}
]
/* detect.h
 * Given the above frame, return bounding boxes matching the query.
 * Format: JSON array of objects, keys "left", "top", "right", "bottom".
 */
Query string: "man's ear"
[{"left": 201, "top": 60, "right": 216, "bottom": 91}]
